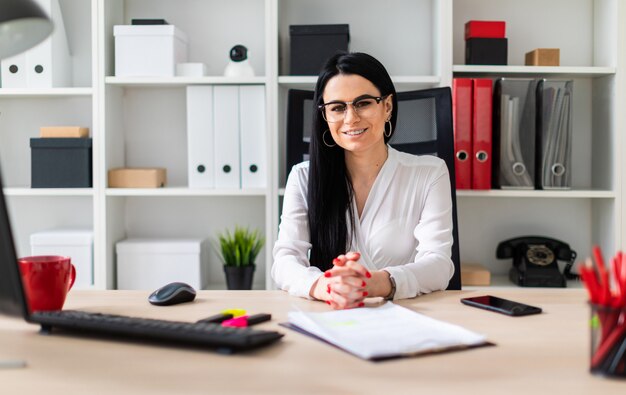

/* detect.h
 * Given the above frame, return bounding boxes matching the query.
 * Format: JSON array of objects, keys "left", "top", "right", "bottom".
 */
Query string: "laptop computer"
[{"left": 0, "top": 169, "right": 283, "bottom": 352}]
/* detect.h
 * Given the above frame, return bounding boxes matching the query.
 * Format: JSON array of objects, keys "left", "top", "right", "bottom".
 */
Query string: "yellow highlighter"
[{"left": 221, "top": 309, "right": 246, "bottom": 318}]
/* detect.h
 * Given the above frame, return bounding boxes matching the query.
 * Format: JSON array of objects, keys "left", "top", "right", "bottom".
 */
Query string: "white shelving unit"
[
  {"left": 0, "top": 0, "right": 97, "bottom": 276},
  {"left": 97, "top": 0, "right": 271, "bottom": 290},
  {"left": 0, "top": 0, "right": 623, "bottom": 290},
  {"left": 452, "top": 0, "right": 622, "bottom": 278}
]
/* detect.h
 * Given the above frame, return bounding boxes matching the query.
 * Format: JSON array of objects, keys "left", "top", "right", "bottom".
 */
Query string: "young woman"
[{"left": 272, "top": 52, "right": 454, "bottom": 309}]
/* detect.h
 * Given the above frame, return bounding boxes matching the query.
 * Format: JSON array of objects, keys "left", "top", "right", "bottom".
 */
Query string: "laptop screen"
[{"left": 0, "top": 166, "right": 29, "bottom": 319}]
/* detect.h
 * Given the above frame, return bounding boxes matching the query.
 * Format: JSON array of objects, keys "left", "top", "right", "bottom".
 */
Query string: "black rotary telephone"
[{"left": 496, "top": 236, "right": 579, "bottom": 287}]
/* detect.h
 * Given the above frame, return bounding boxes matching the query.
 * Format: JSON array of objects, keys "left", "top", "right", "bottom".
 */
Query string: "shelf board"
[
  {"left": 280, "top": 188, "right": 614, "bottom": 198},
  {"left": 392, "top": 75, "right": 441, "bottom": 88},
  {"left": 463, "top": 274, "right": 584, "bottom": 289},
  {"left": 278, "top": 75, "right": 440, "bottom": 89},
  {"left": 457, "top": 189, "right": 615, "bottom": 199},
  {"left": 3, "top": 188, "right": 94, "bottom": 197},
  {"left": 278, "top": 76, "right": 317, "bottom": 87},
  {"left": 105, "top": 76, "right": 267, "bottom": 87},
  {"left": 452, "top": 65, "right": 616, "bottom": 78},
  {"left": 105, "top": 187, "right": 267, "bottom": 197},
  {"left": 0, "top": 87, "right": 93, "bottom": 98}
]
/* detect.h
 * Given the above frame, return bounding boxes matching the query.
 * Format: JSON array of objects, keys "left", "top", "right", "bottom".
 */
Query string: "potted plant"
[{"left": 217, "top": 226, "right": 265, "bottom": 290}]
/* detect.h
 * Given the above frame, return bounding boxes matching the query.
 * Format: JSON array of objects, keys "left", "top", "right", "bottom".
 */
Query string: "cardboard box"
[
  {"left": 525, "top": 48, "right": 560, "bottom": 66},
  {"left": 461, "top": 263, "right": 491, "bottom": 286},
  {"left": 30, "top": 229, "right": 94, "bottom": 288},
  {"left": 40, "top": 126, "right": 89, "bottom": 138},
  {"left": 290, "top": 24, "right": 349, "bottom": 75},
  {"left": 114, "top": 25, "right": 188, "bottom": 77},
  {"left": 108, "top": 168, "right": 166, "bottom": 188},
  {"left": 116, "top": 238, "right": 208, "bottom": 290},
  {"left": 30, "top": 138, "right": 92, "bottom": 188}
]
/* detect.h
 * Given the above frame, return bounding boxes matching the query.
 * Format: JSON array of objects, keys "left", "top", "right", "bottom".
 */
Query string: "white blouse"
[{"left": 271, "top": 146, "right": 455, "bottom": 300}]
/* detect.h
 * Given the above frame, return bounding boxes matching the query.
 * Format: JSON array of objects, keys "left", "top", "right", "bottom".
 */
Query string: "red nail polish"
[
  {"left": 326, "top": 301, "right": 331, "bottom": 305},
  {"left": 363, "top": 291, "right": 368, "bottom": 297},
  {"left": 327, "top": 284, "right": 331, "bottom": 293},
  {"left": 366, "top": 271, "right": 372, "bottom": 278},
  {"left": 324, "top": 271, "right": 331, "bottom": 278},
  {"left": 333, "top": 258, "right": 340, "bottom": 265},
  {"left": 358, "top": 302, "right": 365, "bottom": 307},
  {"left": 362, "top": 281, "right": 367, "bottom": 287}
]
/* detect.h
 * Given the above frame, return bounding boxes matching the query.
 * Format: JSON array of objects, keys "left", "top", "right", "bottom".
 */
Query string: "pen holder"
[{"left": 590, "top": 303, "right": 626, "bottom": 378}]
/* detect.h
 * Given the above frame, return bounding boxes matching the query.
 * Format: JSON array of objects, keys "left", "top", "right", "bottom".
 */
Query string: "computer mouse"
[{"left": 148, "top": 282, "right": 197, "bottom": 306}]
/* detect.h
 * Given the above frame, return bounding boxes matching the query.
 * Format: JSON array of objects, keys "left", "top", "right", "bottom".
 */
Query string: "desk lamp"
[
  {"left": 0, "top": 0, "right": 53, "bottom": 59},
  {"left": 0, "top": 0, "right": 52, "bottom": 369}
]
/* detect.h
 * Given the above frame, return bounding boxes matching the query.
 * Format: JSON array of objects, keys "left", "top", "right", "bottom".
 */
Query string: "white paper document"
[{"left": 287, "top": 302, "right": 489, "bottom": 360}]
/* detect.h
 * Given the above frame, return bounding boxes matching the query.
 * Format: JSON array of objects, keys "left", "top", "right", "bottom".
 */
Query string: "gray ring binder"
[
  {"left": 512, "top": 162, "right": 526, "bottom": 176},
  {"left": 551, "top": 163, "right": 565, "bottom": 176}
]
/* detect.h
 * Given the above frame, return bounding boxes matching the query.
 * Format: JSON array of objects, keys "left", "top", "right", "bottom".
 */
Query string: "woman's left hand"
[
  {"left": 324, "top": 252, "right": 370, "bottom": 309},
  {"left": 326, "top": 252, "right": 394, "bottom": 307}
]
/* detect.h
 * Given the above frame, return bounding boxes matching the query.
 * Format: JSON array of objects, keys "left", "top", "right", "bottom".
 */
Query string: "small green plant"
[{"left": 217, "top": 226, "right": 265, "bottom": 267}]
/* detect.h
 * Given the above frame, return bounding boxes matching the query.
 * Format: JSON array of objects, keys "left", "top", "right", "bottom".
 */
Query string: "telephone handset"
[{"left": 496, "top": 236, "right": 578, "bottom": 287}]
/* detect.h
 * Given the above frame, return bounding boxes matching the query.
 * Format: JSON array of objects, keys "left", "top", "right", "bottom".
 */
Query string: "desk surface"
[{"left": 0, "top": 289, "right": 624, "bottom": 394}]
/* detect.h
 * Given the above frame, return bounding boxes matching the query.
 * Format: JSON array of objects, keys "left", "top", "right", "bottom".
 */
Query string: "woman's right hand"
[{"left": 310, "top": 252, "right": 370, "bottom": 309}]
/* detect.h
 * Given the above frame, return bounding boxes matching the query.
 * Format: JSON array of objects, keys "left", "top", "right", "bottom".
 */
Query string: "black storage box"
[
  {"left": 289, "top": 24, "right": 349, "bottom": 75},
  {"left": 30, "top": 138, "right": 92, "bottom": 188},
  {"left": 465, "top": 38, "right": 508, "bottom": 65}
]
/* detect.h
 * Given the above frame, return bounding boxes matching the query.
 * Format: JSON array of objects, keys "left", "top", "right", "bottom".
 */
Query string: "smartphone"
[{"left": 461, "top": 295, "right": 542, "bottom": 316}]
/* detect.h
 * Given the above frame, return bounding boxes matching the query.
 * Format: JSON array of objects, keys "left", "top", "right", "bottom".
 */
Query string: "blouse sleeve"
[
  {"left": 271, "top": 165, "right": 323, "bottom": 298},
  {"left": 383, "top": 161, "right": 455, "bottom": 299}
]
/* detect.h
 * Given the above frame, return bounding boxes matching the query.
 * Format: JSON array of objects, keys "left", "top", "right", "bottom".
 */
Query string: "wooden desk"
[{"left": 0, "top": 289, "right": 623, "bottom": 394}]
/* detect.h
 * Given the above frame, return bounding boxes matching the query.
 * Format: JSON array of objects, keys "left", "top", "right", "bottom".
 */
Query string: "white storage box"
[
  {"left": 116, "top": 238, "right": 208, "bottom": 290},
  {"left": 176, "top": 62, "right": 207, "bottom": 77},
  {"left": 30, "top": 229, "right": 94, "bottom": 288},
  {"left": 114, "top": 25, "right": 188, "bottom": 77}
]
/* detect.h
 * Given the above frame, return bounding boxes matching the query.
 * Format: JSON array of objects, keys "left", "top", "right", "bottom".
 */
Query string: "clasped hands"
[{"left": 310, "top": 251, "right": 392, "bottom": 309}]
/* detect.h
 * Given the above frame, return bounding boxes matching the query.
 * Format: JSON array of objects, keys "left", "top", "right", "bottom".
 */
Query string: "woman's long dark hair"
[{"left": 307, "top": 52, "right": 398, "bottom": 271}]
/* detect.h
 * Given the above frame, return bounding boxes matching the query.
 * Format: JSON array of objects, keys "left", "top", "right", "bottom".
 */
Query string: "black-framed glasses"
[{"left": 318, "top": 94, "right": 390, "bottom": 123}]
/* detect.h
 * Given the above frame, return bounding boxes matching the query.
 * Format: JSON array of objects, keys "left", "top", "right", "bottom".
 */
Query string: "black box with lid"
[
  {"left": 30, "top": 138, "right": 93, "bottom": 188},
  {"left": 289, "top": 24, "right": 350, "bottom": 75},
  {"left": 465, "top": 38, "right": 508, "bottom": 65}
]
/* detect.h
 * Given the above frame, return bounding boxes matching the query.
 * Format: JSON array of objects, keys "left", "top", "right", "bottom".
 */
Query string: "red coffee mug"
[{"left": 18, "top": 255, "right": 76, "bottom": 312}]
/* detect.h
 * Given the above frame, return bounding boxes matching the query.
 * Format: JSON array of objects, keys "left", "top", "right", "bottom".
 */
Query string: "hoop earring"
[
  {"left": 322, "top": 130, "right": 336, "bottom": 148},
  {"left": 384, "top": 121, "right": 393, "bottom": 138}
]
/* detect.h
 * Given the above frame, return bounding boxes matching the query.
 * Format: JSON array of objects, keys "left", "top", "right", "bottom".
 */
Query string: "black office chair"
[
  {"left": 286, "top": 87, "right": 461, "bottom": 290},
  {"left": 286, "top": 89, "right": 315, "bottom": 180}
]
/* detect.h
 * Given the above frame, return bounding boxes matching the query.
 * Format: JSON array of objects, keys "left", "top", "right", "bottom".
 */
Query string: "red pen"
[
  {"left": 620, "top": 252, "right": 626, "bottom": 306},
  {"left": 582, "top": 258, "right": 601, "bottom": 304},
  {"left": 593, "top": 245, "right": 611, "bottom": 304},
  {"left": 611, "top": 256, "right": 622, "bottom": 306},
  {"left": 580, "top": 266, "right": 596, "bottom": 303}
]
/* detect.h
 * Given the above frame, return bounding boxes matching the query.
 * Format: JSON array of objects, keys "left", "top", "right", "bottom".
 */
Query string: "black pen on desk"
[
  {"left": 196, "top": 313, "right": 233, "bottom": 324},
  {"left": 0, "top": 360, "right": 26, "bottom": 369}
]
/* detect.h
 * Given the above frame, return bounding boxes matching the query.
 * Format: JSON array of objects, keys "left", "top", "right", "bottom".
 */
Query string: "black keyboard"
[{"left": 30, "top": 310, "right": 284, "bottom": 353}]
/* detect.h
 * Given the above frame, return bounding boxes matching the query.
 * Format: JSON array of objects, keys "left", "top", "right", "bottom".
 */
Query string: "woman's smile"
[{"left": 342, "top": 128, "right": 367, "bottom": 137}]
